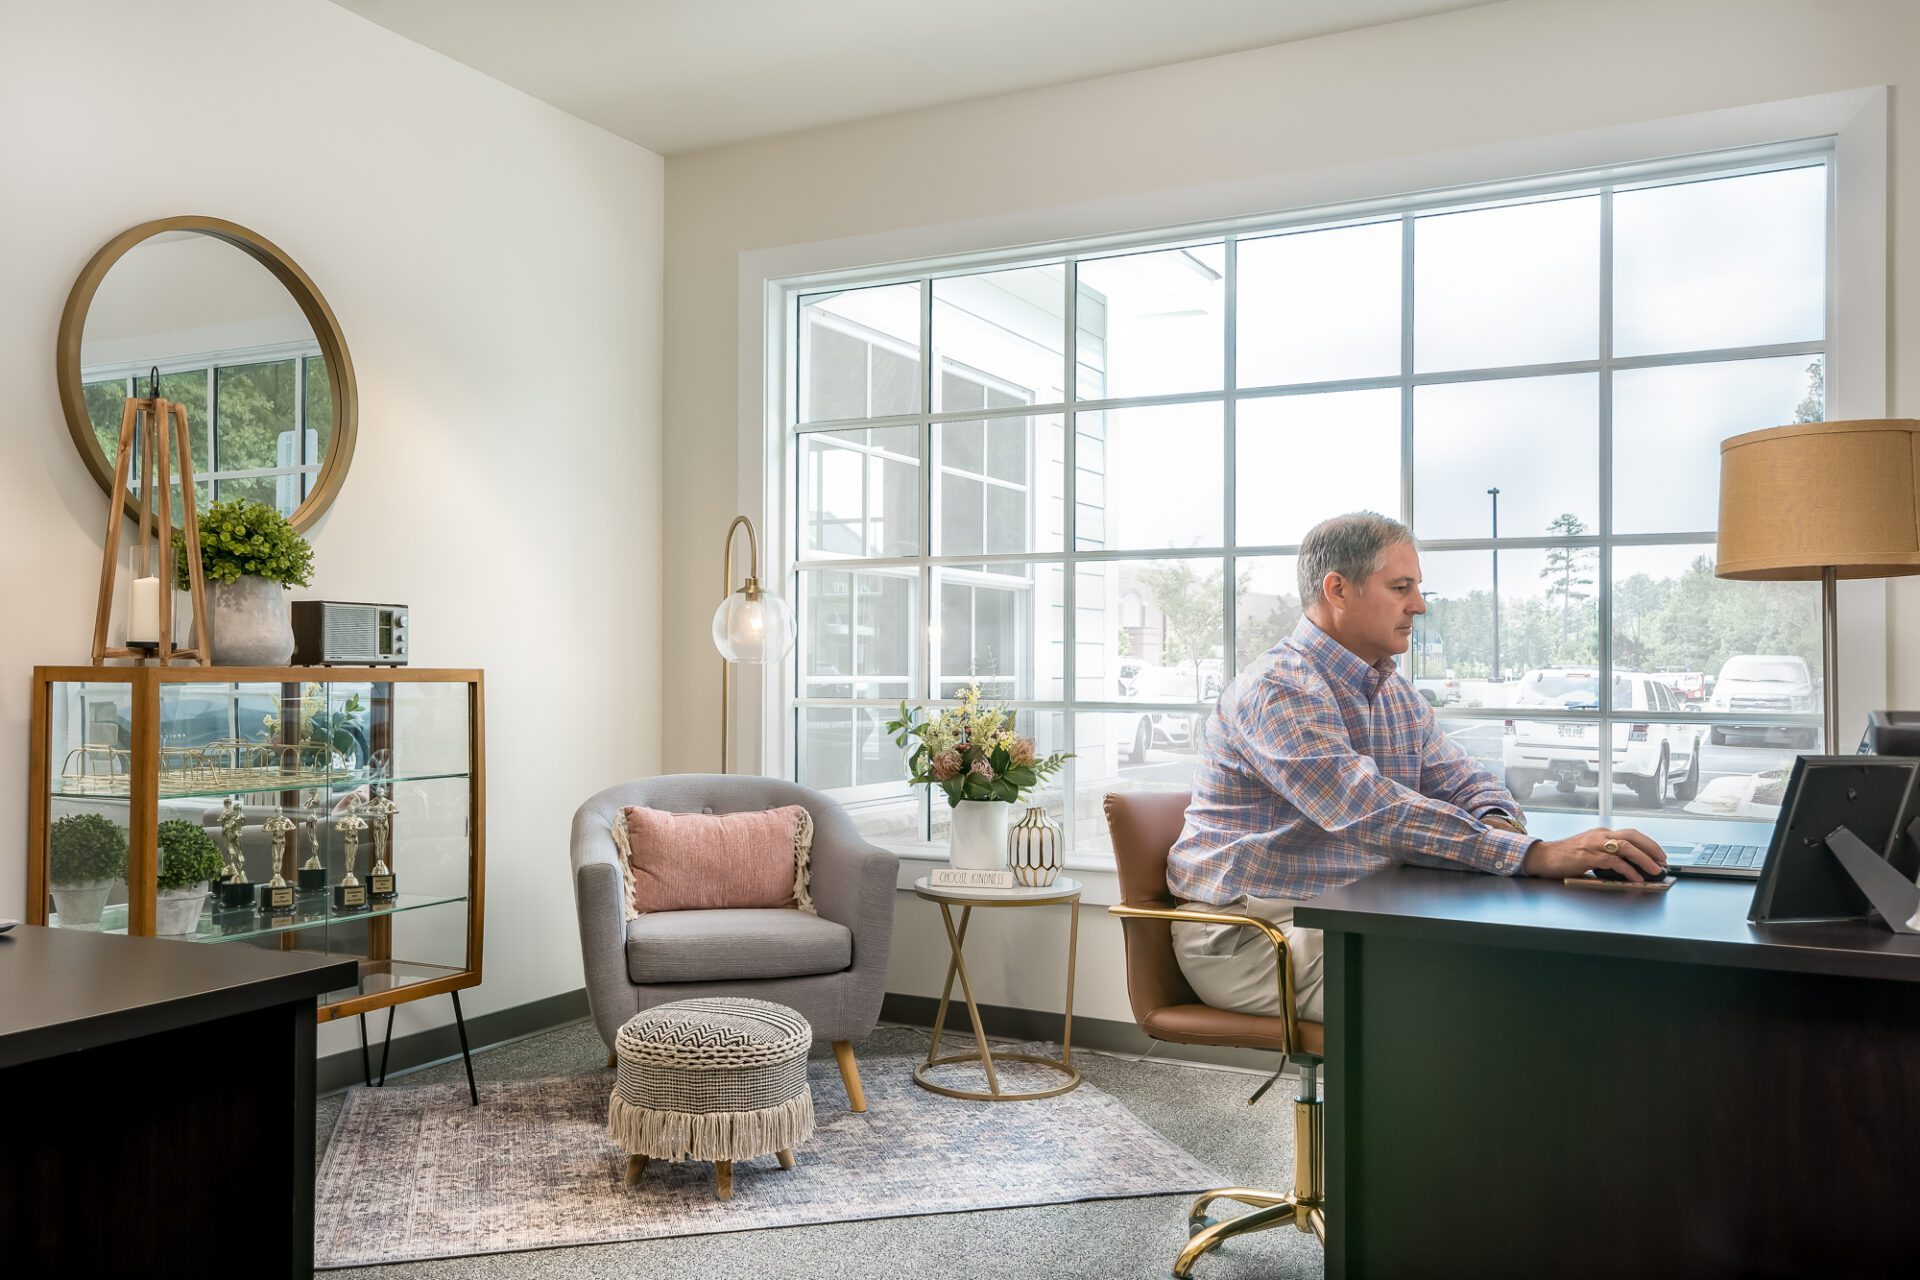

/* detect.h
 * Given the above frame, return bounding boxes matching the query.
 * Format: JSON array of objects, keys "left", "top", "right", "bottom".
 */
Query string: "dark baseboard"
[
  {"left": 317, "top": 987, "right": 1285, "bottom": 1095},
  {"left": 316, "top": 987, "right": 591, "bottom": 1095},
  {"left": 879, "top": 992, "right": 1289, "bottom": 1076}
]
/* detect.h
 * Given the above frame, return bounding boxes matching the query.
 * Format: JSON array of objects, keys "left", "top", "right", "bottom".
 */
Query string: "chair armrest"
[
  {"left": 1109, "top": 902, "right": 1304, "bottom": 1053},
  {"left": 569, "top": 811, "right": 632, "bottom": 1032}
]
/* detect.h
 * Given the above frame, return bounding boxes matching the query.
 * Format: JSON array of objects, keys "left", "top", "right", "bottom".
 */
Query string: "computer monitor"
[
  {"left": 1748, "top": 755, "right": 1920, "bottom": 928},
  {"left": 1866, "top": 710, "right": 1920, "bottom": 756}
]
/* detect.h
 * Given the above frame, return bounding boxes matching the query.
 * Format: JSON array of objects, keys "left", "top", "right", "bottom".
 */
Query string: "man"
[{"left": 1167, "top": 512, "right": 1666, "bottom": 1022}]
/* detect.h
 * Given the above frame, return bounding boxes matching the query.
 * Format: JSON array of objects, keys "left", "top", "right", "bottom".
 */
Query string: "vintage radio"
[{"left": 291, "top": 601, "right": 409, "bottom": 666}]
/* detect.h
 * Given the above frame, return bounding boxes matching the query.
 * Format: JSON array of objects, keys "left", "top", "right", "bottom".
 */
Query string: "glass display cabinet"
[{"left": 28, "top": 666, "right": 485, "bottom": 1092}]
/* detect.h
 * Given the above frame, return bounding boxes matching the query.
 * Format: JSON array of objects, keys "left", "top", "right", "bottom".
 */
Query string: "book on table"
[{"left": 929, "top": 868, "right": 1015, "bottom": 890}]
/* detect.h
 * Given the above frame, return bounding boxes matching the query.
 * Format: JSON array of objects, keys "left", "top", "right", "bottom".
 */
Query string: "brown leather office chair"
[{"left": 1105, "top": 791, "right": 1324, "bottom": 1277}]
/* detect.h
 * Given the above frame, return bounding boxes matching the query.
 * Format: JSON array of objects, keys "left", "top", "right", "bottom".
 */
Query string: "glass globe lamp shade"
[{"left": 711, "top": 587, "right": 796, "bottom": 663}]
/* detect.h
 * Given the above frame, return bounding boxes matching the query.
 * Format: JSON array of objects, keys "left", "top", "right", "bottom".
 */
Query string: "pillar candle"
[{"left": 128, "top": 576, "right": 160, "bottom": 644}]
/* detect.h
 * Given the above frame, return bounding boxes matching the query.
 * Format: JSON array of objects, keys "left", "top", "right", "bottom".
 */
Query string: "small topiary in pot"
[
  {"left": 154, "top": 819, "right": 225, "bottom": 936},
  {"left": 47, "top": 813, "right": 128, "bottom": 927}
]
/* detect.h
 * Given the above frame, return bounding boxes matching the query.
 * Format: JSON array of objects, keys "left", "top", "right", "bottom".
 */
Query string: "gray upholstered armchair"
[{"left": 570, "top": 774, "right": 899, "bottom": 1111}]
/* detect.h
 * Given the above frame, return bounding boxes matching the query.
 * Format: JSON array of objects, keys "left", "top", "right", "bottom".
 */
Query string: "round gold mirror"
[{"left": 57, "top": 216, "right": 357, "bottom": 533}]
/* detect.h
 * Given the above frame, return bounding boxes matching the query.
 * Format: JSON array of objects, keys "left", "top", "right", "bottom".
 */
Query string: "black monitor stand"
[{"left": 1826, "top": 820, "right": 1920, "bottom": 934}]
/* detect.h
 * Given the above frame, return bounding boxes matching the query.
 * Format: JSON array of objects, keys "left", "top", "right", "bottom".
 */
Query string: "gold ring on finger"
[{"left": 1602, "top": 839, "right": 1621, "bottom": 855}]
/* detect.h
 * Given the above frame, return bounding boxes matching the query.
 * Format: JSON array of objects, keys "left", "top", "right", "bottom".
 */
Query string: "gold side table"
[{"left": 911, "top": 875, "right": 1082, "bottom": 1101}]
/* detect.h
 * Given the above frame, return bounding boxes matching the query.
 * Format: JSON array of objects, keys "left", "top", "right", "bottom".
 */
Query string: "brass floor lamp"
[
  {"left": 713, "top": 515, "right": 795, "bottom": 773},
  {"left": 1717, "top": 419, "right": 1920, "bottom": 748}
]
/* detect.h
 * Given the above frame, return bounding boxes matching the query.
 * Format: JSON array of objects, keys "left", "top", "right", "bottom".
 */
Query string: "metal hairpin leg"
[
  {"left": 451, "top": 990, "right": 478, "bottom": 1106},
  {"left": 358, "top": 1013, "right": 372, "bottom": 1087},
  {"left": 377, "top": 1005, "right": 396, "bottom": 1087}
]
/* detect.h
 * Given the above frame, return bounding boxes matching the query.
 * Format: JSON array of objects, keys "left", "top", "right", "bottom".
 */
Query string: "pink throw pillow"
[{"left": 613, "top": 804, "right": 816, "bottom": 918}]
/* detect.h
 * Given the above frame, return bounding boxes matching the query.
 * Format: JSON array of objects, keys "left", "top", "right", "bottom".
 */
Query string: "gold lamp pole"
[
  {"left": 1717, "top": 419, "right": 1920, "bottom": 749},
  {"left": 714, "top": 515, "right": 796, "bottom": 773}
]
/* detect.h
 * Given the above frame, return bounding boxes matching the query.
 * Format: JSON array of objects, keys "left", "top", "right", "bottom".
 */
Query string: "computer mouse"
[{"left": 1591, "top": 866, "right": 1668, "bottom": 884}]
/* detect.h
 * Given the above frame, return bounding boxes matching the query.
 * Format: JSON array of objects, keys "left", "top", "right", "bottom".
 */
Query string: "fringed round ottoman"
[{"left": 608, "top": 997, "right": 814, "bottom": 1200}]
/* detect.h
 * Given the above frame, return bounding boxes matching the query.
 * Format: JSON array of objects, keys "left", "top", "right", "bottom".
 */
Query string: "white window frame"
[{"left": 738, "top": 88, "right": 1890, "bottom": 877}]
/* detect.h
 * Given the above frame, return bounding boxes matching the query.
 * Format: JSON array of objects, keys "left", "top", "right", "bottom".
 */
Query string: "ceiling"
[{"left": 330, "top": 0, "right": 1498, "bottom": 155}]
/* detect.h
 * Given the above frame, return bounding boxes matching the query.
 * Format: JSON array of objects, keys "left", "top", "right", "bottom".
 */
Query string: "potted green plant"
[
  {"left": 886, "top": 684, "right": 1071, "bottom": 872},
  {"left": 172, "top": 498, "right": 314, "bottom": 665},
  {"left": 48, "top": 812, "right": 127, "bottom": 927},
  {"left": 154, "top": 819, "right": 224, "bottom": 936}
]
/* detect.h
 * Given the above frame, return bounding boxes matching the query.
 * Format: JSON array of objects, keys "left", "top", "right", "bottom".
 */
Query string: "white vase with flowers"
[{"left": 887, "top": 684, "right": 1072, "bottom": 871}]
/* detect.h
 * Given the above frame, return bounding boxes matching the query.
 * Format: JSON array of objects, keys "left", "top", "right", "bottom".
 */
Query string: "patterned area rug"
[{"left": 314, "top": 1042, "right": 1222, "bottom": 1269}]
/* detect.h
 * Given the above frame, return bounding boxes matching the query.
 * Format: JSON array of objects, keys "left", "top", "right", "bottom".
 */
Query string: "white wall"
[
  {"left": 0, "top": 0, "right": 666, "bottom": 1057},
  {"left": 661, "top": 0, "right": 1920, "bottom": 1025}
]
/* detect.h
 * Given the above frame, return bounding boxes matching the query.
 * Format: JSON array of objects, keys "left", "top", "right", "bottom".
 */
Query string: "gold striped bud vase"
[{"left": 1007, "top": 805, "right": 1064, "bottom": 887}]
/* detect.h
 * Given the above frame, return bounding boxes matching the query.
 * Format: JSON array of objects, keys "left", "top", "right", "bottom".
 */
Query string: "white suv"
[
  {"left": 1500, "top": 668, "right": 1704, "bottom": 808},
  {"left": 1706, "top": 654, "right": 1818, "bottom": 747}
]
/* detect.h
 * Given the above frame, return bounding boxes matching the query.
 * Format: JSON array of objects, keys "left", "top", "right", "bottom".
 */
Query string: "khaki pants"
[{"left": 1169, "top": 896, "right": 1326, "bottom": 1024}]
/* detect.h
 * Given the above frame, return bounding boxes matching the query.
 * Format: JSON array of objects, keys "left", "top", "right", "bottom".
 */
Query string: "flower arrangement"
[
  {"left": 172, "top": 497, "right": 314, "bottom": 589},
  {"left": 886, "top": 684, "right": 1071, "bottom": 807}
]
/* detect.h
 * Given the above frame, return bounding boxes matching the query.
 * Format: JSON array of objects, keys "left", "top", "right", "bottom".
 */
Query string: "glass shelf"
[
  {"left": 49, "top": 768, "right": 469, "bottom": 803},
  {"left": 55, "top": 891, "right": 467, "bottom": 944},
  {"left": 318, "top": 958, "right": 468, "bottom": 1009}
]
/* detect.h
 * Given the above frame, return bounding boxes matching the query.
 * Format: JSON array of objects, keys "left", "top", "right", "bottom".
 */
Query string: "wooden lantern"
[{"left": 89, "top": 391, "right": 210, "bottom": 665}]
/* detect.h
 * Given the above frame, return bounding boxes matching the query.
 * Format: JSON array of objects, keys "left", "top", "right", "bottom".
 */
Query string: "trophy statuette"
[
  {"left": 365, "top": 786, "right": 399, "bottom": 904},
  {"left": 215, "top": 796, "right": 254, "bottom": 909},
  {"left": 257, "top": 809, "right": 296, "bottom": 917},
  {"left": 332, "top": 794, "right": 369, "bottom": 911},
  {"left": 298, "top": 789, "right": 328, "bottom": 892}
]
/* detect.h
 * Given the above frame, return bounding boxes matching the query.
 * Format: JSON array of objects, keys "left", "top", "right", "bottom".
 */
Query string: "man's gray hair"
[{"left": 1297, "top": 512, "right": 1417, "bottom": 608}]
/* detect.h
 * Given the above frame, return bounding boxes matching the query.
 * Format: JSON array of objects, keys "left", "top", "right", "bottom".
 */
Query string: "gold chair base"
[
  {"left": 1175, "top": 1191, "right": 1324, "bottom": 1278},
  {"left": 1171, "top": 1094, "right": 1325, "bottom": 1277},
  {"left": 912, "top": 1050, "right": 1082, "bottom": 1101}
]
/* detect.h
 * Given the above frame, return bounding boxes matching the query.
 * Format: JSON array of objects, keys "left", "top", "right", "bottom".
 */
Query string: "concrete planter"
[
  {"left": 209, "top": 575, "right": 294, "bottom": 665},
  {"left": 155, "top": 882, "right": 211, "bottom": 936},
  {"left": 49, "top": 878, "right": 114, "bottom": 927}
]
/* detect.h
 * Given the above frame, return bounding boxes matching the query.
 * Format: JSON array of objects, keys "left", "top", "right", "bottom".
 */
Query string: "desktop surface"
[{"left": 1296, "top": 863, "right": 1920, "bottom": 982}]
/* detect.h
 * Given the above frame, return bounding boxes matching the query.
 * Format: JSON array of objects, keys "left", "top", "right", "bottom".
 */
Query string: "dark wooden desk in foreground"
[
  {"left": 1296, "top": 867, "right": 1920, "bottom": 1279},
  {"left": 0, "top": 925, "right": 356, "bottom": 1278}
]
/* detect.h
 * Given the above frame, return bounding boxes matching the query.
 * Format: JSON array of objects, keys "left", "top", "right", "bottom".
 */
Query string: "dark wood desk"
[
  {"left": 1296, "top": 868, "right": 1920, "bottom": 1279},
  {"left": 0, "top": 925, "right": 356, "bottom": 1278}
]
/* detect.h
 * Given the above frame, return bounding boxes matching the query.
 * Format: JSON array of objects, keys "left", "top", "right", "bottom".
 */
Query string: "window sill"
[{"left": 876, "top": 839, "right": 1122, "bottom": 907}]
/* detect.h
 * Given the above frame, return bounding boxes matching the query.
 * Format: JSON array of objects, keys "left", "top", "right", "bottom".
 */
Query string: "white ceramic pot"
[
  {"left": 947, "top": 800, "right": 1010, "bottom": 871},
  {"left": 49, "top": 878, "right": 115, "bottom": 928},
  {"left": 1007, "top": 806, "right": 1064, "bottom": 888},
  {"left": 209, "top": 575, "right": 294, "bottom": 665},
  {"left": 155, "top": 882, "right": 211, "bottom": 936}
]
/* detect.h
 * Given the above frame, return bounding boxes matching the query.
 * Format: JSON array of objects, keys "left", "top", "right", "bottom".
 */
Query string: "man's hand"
[{"left": 1520, "top": 827, "right": 1668, "bottom": 882}]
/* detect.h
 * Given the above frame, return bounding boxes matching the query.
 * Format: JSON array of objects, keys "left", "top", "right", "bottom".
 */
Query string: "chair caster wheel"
[{"left": 1188, "top": 1215, "right": 1216, "bottom": 1237}]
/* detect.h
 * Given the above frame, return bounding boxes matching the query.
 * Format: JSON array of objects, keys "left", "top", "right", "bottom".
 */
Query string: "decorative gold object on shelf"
[{"left": 58, "top": 736, "right": 357, "bottom": 799}]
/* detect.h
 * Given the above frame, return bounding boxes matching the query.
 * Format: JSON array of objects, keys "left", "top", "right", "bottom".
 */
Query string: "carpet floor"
[{"left": 317, "top": 1022, "right": 1326, "bottom": 1279}]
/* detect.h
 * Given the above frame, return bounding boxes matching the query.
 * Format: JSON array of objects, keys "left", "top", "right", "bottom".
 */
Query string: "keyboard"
[{"left": 1679, "top": 842, "right": 1766, "bottom": 869}]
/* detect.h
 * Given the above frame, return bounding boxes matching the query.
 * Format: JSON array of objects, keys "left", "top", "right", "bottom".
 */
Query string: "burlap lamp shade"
[
  {"left": 1717, "top": 419, "right": 1920, "bottom": 581},
  {"left": 1716, "top": 418, "right": 1920, "bottom": 749}
]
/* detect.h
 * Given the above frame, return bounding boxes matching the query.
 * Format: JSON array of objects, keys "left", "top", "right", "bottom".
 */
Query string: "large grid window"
[{"left": 783, "top": 151, "right": 1833, "bottom": 861}]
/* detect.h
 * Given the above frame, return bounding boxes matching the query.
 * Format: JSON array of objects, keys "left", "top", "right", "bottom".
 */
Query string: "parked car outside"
[
  {"left": 1706, "top": 654, "right": 1819, "bottom": 747},
  {"left": 1652, "top": 670, "right": 1710, "bottom": 703},
  {"left": 1500, "top": 668, "right": 1704, "bottom": 807},
  {"left": 1116, "top": 662, "right": 1205, "bottom": 764},
  {"left": 1413, "top": 674, "right": 1462, "bottom": 707}
]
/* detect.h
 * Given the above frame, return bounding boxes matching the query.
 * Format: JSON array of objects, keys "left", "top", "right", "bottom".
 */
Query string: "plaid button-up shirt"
[{"left": 1167, "top": 617, "right": 1534, "bottom": 905}]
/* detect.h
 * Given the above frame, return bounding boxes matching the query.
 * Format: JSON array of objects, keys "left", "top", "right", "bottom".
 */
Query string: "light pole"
[{"left": 1487, "top": 488, "right": 1501, "bottom": 686}]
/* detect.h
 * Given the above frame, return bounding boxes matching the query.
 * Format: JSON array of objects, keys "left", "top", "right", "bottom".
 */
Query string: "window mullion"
[{"left": 1596, "top": 185, "right": 1616, "bottom": 826}]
